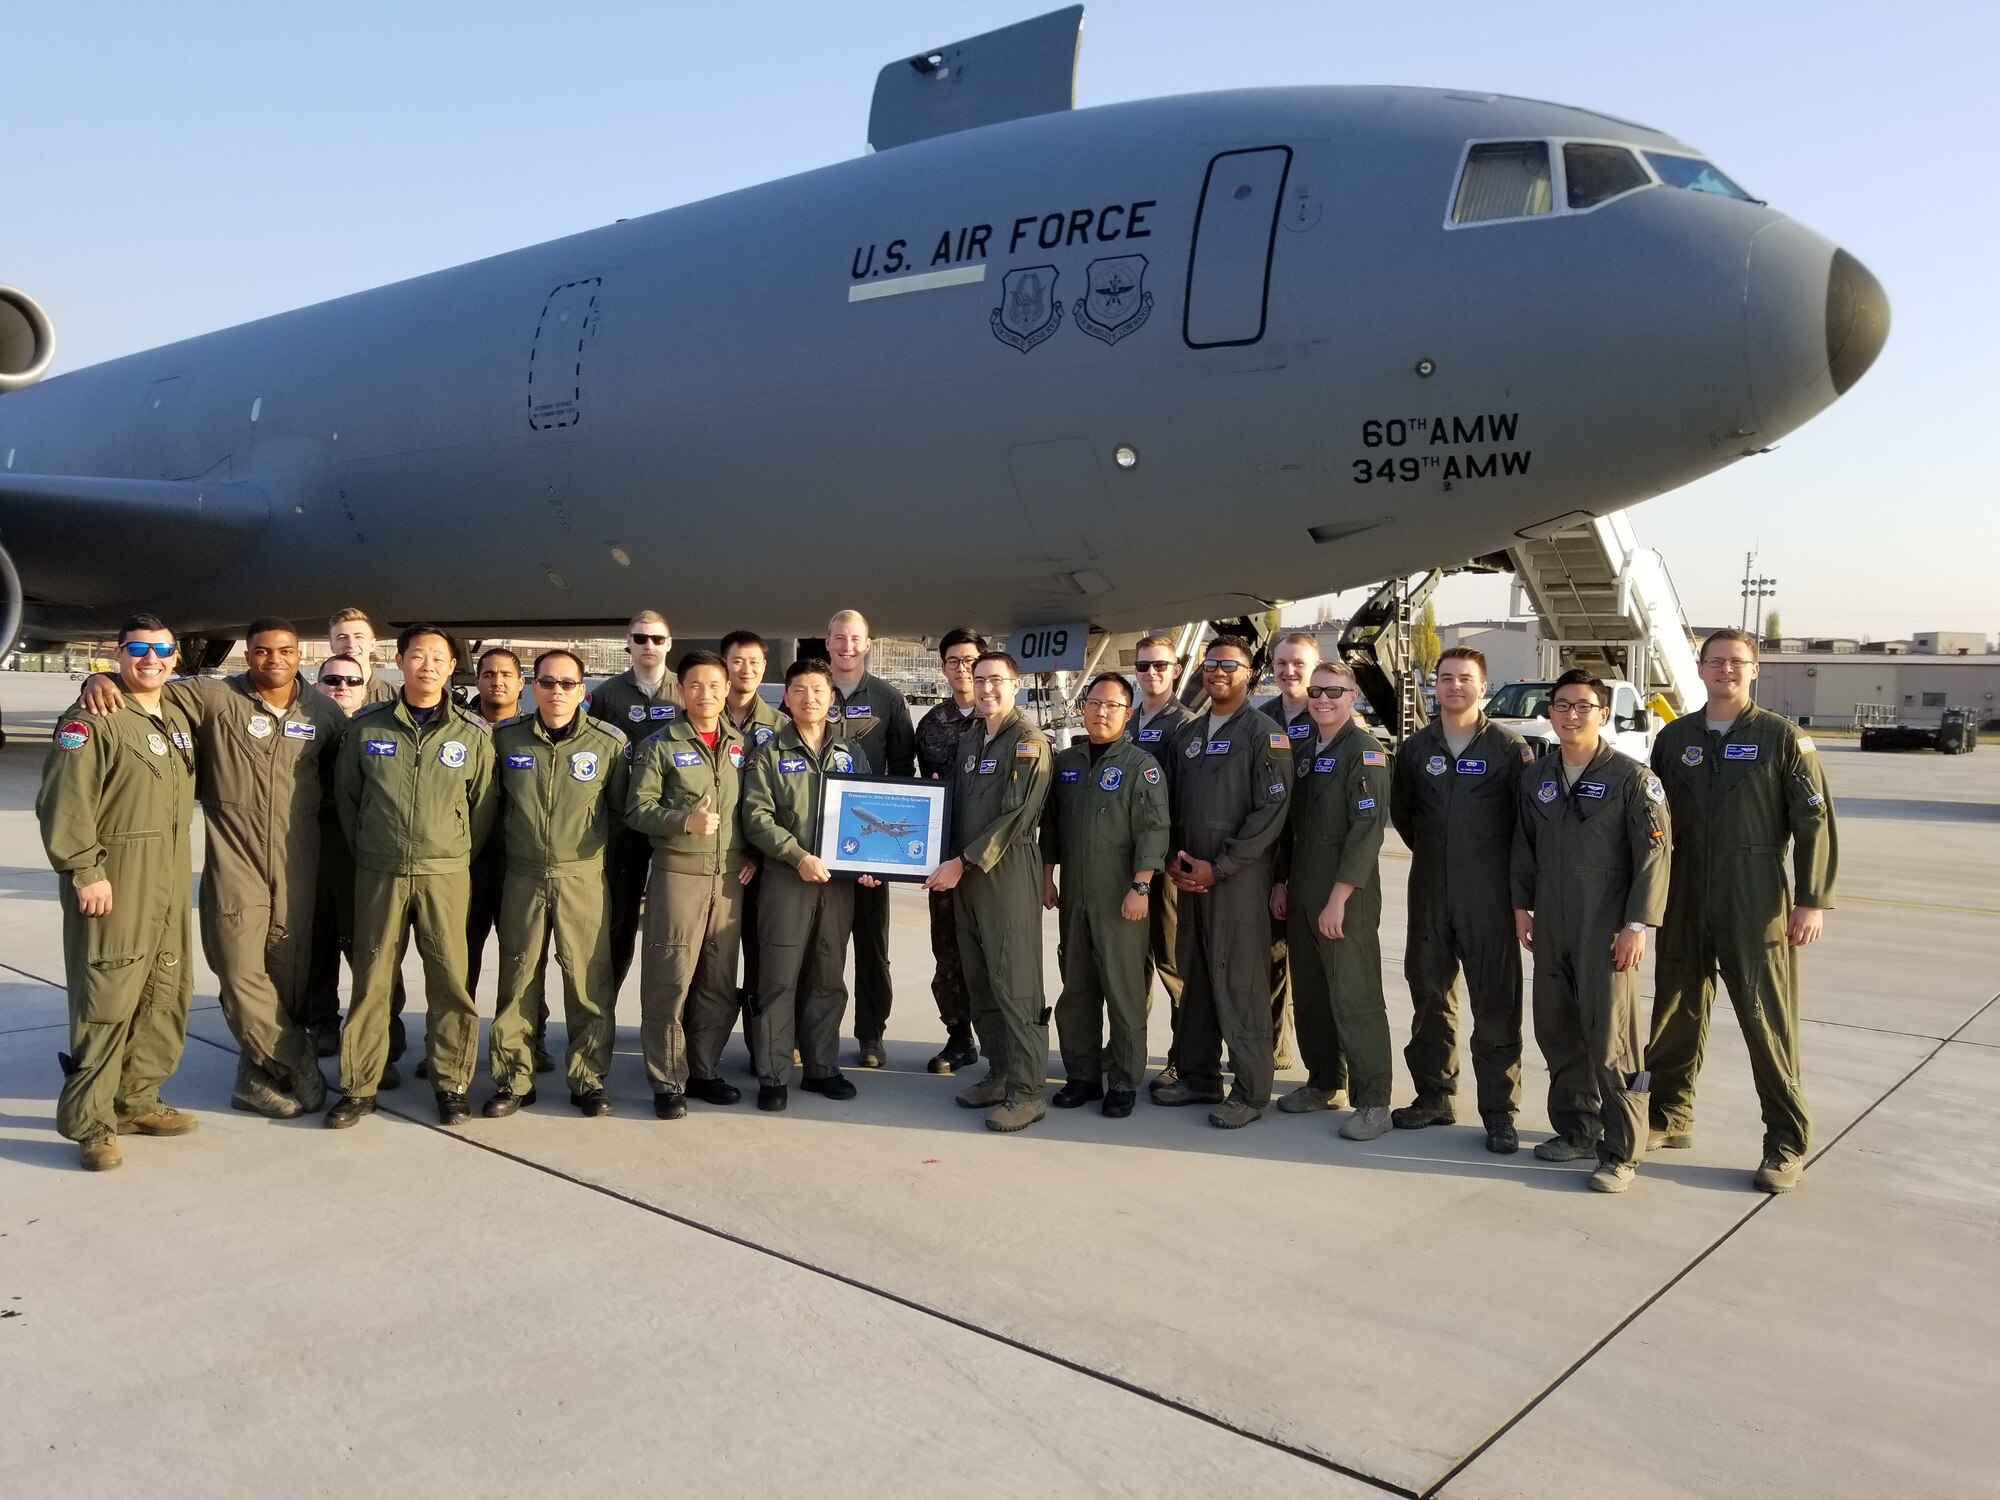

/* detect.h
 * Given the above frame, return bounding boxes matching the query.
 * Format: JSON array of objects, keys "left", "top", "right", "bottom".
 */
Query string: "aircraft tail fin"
[
  {"left": 0, "top": 471, "right": 267, "bottom": 604},
  {"left": 868, "top": 5, "right": 1082, "bottom": 153}
]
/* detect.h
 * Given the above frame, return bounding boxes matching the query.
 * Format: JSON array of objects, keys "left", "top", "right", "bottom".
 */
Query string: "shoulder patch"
[
  {"left": 1796, "top": 736, "right": 1816, "bottom": 753},
  {"left": 1015, "top": 740, "right": 1041, "bottom": 758},
  {"left": 56, "top": 719, "right": 90, "bottom": 751},
  {"left": 1268, "top": 731, "right": 1289, "bottom": 751},
  {"left": 1362, "top": 750, "right": 1386, "bottom": 766},
  {"left": 1142, "top": 763, "right": 1160, "bottom": 785},
  {"left": 1644, "top": 772, "right": 1666, "bottom": 804}
]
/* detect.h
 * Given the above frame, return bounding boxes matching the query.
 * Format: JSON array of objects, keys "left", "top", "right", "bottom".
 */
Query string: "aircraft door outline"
[
  {"left": 1183, "top": 146, "right": 1292, "bottom": 349},
  {"left": 528, "top": 278, "right": 602, "bottom": 431}
]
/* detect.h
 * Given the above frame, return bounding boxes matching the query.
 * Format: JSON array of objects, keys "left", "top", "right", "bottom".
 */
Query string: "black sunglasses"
[
  {"left": 319, "top": 675, "right": 363, "bottom": 688},
  {"left": 1305, "top": 685, "right": 1354, "bottom": 699},
  {"left": 1134, "top": 660, "right": 1174, "bottom": 672},
  {"left": 629, "top": 633, "right": 669, "bottom": 646},
  {"left": 1200, "top": 659, "right": 1248, "bottom": 673},
  {"left": 535, "top": 676, "right": 583, "bottom": 691}
]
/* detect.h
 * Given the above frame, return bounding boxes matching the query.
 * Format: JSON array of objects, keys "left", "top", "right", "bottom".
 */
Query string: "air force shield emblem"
[
  {"left": 990, "top": 265, "right": 1062, "bottom": 353},
  {"left": 1074, "top": 255, "right": 1153, "bottom": 346}
]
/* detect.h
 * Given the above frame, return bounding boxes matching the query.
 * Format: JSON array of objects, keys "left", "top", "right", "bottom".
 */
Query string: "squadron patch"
[
  {"left": 147, "top": 733, "right": 168, "bottom": 756},
  {"left": 570, "top": 751, "right": 599, "bottom": 782},
  {"left": 1185, "top": 739, "right": 1202, "bottom": 760},
  {"left": 1724, "top": 743, "right": 1759, "bottom": 761},
  {"left": 1073, "top": 254, "right": 1153, "bottom": 346},
  {"left": 247, "top": 715, "right": 273, "bottom": 739},
  {"left": 1099, "top": 765, "right": 1124, "bottom": 791},
  {"left": 1536, "top": 779, "right": 1558, "bottom": 804},
  {"left": 627, "top": 705, "right": 647, "bottom": 723},
  {"left": 1142, "top": 764, "right": 1160, "bottom": 785},
  {"left": 1456, "top": 759, "right": 1486, "bottom": 775},
  {"left": 726, "top": 743, "right": 744, "bottom": 769},
  {"left": 505, "top": 753, "right": 536, "bottom": 770},
  {"left": 1059, "top": 768, "right": 1082, "bottom": 784},
  {"left": 56, "top": 720, "right": 90, "bottom": 751},
  {"left": 1682, "top": 744, "right": 1704, "bottom": 767},
  {"left": 991, "top": 264, "right": 1062, "bottom": 352},
  {"left": 671, "top": 749, "right": 701, "bottom": 768},
  {"left": 283, "top": 721, "right": 316, "bottom": 740},
  {"left": 440, "top": 740, "right": 467, "bottom": 768},
  {"left": 754, "top": 726, "right": 775, "bottom": 746},
  {"left": 1644, "top": 773, "right": 1666, "bottom": 804},
  {"left": 964, "top": 754, "right": 979, "bottom": 773},
  {"left": 831, "top": 748, "right": 854, "bottom": 772},
  {"left": 1426, "top": 755, "right": 1447, "bottom": 776}
]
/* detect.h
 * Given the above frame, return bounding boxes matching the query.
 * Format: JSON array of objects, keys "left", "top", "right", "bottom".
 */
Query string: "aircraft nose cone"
[
  {"left": 1827, "top": 248, "right": 1890, "bottom": 395},
  {"left": 1745, "top": 219, "right": 1889, "bottom": 441}
]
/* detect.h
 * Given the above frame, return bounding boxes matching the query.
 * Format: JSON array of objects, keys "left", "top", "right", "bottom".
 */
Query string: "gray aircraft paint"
[{"left": 0, "top": 67, "right": 1885, "bottom": 645}]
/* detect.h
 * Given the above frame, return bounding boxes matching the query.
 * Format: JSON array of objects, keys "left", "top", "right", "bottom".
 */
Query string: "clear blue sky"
[{"left": 5, "top": 1, "right": 1989, "bottom": 639}]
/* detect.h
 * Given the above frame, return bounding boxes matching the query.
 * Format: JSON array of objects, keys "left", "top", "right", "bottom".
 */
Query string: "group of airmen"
[{"left": 36, "top": 605, "right": 1835, "bottom": 1198}]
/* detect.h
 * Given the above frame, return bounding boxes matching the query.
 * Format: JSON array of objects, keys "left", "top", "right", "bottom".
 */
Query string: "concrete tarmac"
[{"left": 2, "top": 673, "right": 1995, "bottom": 1498}]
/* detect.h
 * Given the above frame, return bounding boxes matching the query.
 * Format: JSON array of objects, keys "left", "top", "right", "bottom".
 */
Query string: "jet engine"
[{"left": 0, "top": 285, "right": 55, "bottom": 393}]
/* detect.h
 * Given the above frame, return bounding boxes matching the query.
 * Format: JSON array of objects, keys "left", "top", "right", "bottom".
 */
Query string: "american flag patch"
[
  {"left": 1362, "top": 750, "right": 1386, "bottom": 766},
  {"left": 1268, "top": 732, "right": 1288, "bottom": 750}
]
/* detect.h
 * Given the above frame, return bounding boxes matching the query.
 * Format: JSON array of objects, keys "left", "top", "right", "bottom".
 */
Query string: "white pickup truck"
[{"left": 1483, "top": 679, "right": 1657, "bottom": 763}]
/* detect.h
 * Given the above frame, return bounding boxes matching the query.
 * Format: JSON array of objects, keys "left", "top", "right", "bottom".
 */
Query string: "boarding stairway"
[{"left": 1506, "top": 511, "right": 1703, "bottom": 714}]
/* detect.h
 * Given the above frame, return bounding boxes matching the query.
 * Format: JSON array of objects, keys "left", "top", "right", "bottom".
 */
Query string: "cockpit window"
[
  {"left": 1643, "top": 152, "right": 1753, "bottom": 200},
  {"left": 1451, "top": 142, "right": 1552, "bottom": 224},
  {"left": 1565, "top": 144, "right": 1649, "bottom": 209}
]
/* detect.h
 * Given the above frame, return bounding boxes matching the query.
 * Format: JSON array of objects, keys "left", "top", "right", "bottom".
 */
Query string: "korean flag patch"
[
  {"left": 1099, "top": 765, "right": 1124, "bottom": 791},
  {"left": 570, "top": 751, "right": 599, "bottom": 782},
  {"left": 440, "top": 740, "right": 467, "bottom": 768}
]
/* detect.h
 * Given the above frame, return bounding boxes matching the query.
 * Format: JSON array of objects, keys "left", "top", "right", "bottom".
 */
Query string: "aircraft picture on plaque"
[{"left": 817, "top": 776, "right": 949, "bottom": 881}]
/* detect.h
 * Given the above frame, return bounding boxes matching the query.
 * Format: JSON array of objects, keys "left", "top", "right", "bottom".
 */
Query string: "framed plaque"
[{"left": 816, "top": 775, "right": 950, "bottom": 881}]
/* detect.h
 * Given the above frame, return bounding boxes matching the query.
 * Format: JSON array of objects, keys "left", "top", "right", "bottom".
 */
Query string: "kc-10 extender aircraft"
[{"left": 0, "top": 7, "right": 1887, "bottom": 666}]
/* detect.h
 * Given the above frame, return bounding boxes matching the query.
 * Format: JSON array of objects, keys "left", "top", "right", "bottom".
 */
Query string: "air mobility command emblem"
[
  {"left": 247, "top": 715, "right": 273, "bottom": 739},
  {"left": 1426, "top": 754, "right": 1447, "bottom": 776},
  {"left": 1537, "top": 779, "right": 1559, "bottom": 804},
  {"left": 627, "top": 705, "right": 647, "bottom": 724},
  {"left": 1682, "top": 744, "right": 1703, "bottom": 766},
  {"left": 1074, "top": 255, "right": 1153, "bottom": 346},
  {"left": 147, "top": 733, "right": 168, "bottom": 756},
  {"left": 991, "top": 265, "right": 1062, "bottom": 352},
  {"left": 570, "top": 751, "right": 599, "bottom": 782}
]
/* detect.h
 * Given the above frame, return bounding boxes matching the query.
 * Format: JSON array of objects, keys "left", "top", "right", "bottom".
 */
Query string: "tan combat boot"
[
  {"left": 278, "top": 1030, "right": 328, "bottom": 1112},
  {"left": 78, "top": 1135, "right": 123, "bottom": 1172},
  {"left": 986, "top": 1094, "right": 1047, "bottom": 1133},
  {"left": 1276, "top": 1083, "right": 1345, "bottom": 1114},
  {"left": 955, "top": 1072, "right": 1009, "bottom": 1109},
  {"left": 116, "top": 1106, "right": 199, "bottom": 1137},
  {"left": 232, "top": 1058, "right": 303, "bottom": 1119}
]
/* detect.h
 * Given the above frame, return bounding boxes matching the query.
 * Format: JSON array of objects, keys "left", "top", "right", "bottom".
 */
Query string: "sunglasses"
[
  {"left": 1134, "top": 660, "right": 1174, "bottom": 673},
  {"left": 319, "top": 675, "right": 363, "bottom": 688},
  {"left": 535, "top": 676, "right": 583, "bottom": 691},
  {"left": 121, "top": 641, "right": 176, "bottom": 658},
  {"left": 1305, "top": 685, "right": 1354, "bottom": 699},
  {"left": 1200, "top": 659, "right": 1248, "bottom": 674},
  {"left": 630, "top": 633, "right": 669, "bottom": 646}
]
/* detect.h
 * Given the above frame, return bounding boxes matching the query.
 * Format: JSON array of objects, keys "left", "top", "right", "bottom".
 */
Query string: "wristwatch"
[
  {"left": 1623, "top": 921, "right": 1647, "bottom": 933},
  {"left": 1131, "top": 879, "right": 1152, "bottom": 894}
]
